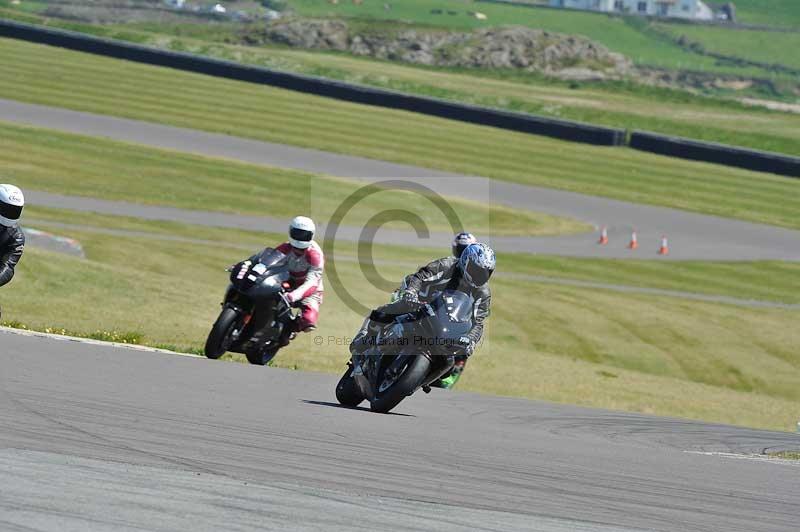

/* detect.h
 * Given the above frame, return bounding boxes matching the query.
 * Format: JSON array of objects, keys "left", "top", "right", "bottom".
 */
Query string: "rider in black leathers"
[
  {"left": 0, "top": 224, "right": 25, "bottom": 288},
  {"left": 350, "top": 243, "right": 494, "bottom": 388},
  {"left": 0, "top": 183, "right": 26, "bottom": 319}
]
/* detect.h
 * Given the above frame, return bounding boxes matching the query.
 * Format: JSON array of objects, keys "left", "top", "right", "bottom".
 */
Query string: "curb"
[{"left": 0, "top": 326, "right": 202, "bottom": 358}]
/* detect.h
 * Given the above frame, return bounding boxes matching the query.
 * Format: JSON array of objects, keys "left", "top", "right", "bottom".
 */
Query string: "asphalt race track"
[
  {"left": 2, "top": 99, "right": 800, "bottom": 261},
  {"left": 2, "top": 330, "right": 799, "bottom": 532},
  {"left": 2, "top": 93, "right": 800, "bottom": 532}
]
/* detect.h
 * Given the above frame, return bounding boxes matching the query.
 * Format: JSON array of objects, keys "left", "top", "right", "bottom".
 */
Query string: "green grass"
[
  {"left": 3, "top": 209, "right": 799, "bottom": 432},
  {"left": 729, "top": 0, "right": 800, "bottom": 28},
  {"left": 3, "top": 0, "right": 798, "bottom": 81},
  {"left": 502, "top": 255, "right": 800, "bottom": 305},
  {"left": 1, "top": 38, "right": 799, "bottom": 231},
  {"left": 656, "top": 23, "right": 800, "bottom": 71},
  {"left": 285, "top": 0, "right": 797, "bottom": 76},
  {"left": 768, "top": 451, "right": 800, "bottom": 459},
  {"left": 25, "top": 205, "right": 800, "bottom": 306},
  {"left": 59, "top": 24, "right": 800, "bottom": 154},
  {"left": 0, "top": 121, "right": 584, "bottom": 237},
  {"left": 4, "top": 4, "right": 800, "bottom": 144}
]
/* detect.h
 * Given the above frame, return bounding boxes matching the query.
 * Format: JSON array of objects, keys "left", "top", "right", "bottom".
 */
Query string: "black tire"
[
  {"left": 245, "top": 345, "right": 278, "bottom": 366},
  {"left": 335, "top": 364, "right": 363, "bottom": 407},
  {"left": 370, "top": 355, "right": 431, "bottom": 414},
  {"left": 204, "top": 307, "right": 240, "bottom": 359}
]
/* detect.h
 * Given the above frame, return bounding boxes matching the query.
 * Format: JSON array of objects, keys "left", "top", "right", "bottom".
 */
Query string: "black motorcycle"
[
  {"left": 336, "top": 289, "right": 473, "bottom": 413},
  {"left": 205, "top": 248, "right": 297, "bottom": 365}
]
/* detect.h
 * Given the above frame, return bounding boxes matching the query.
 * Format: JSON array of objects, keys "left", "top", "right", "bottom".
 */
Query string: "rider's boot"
[
  {"left": 277, "top": 320, "right": 298, "bottom": 348},
  {"left": 259, "top": 321, "right": 298, "bottom": 365},
  {"left": 431, "top": 357, "right": 467, "bottom": 390}
]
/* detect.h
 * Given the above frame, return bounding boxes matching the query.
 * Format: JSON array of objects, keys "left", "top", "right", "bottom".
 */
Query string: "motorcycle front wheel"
[
  {"left": 335, "top": 364, "right": 364, "bottom": 407},
  {"left": 370, "top": 355, "right": 431, "bottom": 414},
  {"left": 204, "top": 307, "right": 241, "bottom": 359}
]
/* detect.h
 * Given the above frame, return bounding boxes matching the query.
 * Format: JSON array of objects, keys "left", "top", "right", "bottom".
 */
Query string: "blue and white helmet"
[
  {"left": 458, "top": 243, "right": 495, "bottom": 287},
  {"left": 452, "top": 231, "right": 477, "bottom": 258}
]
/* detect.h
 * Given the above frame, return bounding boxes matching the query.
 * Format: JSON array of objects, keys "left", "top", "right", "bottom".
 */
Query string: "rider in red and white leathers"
[{"left": 275, "top": 216, "right": 324, "bottom": 335}]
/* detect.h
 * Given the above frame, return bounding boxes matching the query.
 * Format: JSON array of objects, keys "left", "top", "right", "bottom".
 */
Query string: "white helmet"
[
  {"left": 0, "top": 184, "right": 24, "bottom": 227},
  {"left": 289, "top": 215, "right": 315, "bottom": 249}
]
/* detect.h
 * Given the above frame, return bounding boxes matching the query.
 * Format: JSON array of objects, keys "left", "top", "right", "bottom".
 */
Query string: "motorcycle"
[
  {"left": 204, "top": 248, "right": 297, "bottom": 365},
  {"left": 335, "top": 289, "right": 473, "bottom": 413}
]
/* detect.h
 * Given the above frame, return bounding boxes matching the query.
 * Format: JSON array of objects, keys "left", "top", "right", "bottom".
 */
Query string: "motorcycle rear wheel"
[
  {"left": 204, "top": 307, "right": 240, "bottom": 359},
  {"left": 370, "top": 355, "right": 431, "bottom": 414},
  {"left": 335, "top": 364, "right": 363, "bottom": 407}
]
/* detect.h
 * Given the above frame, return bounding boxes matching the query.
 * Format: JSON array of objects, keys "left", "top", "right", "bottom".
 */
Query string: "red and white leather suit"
[{"left": 276, "top": 241, "right": 324, "bottom": 331}]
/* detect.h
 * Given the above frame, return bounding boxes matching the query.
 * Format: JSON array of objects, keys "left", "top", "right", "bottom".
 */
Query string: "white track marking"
[{"left": 684, "top": 451, "right": 800, "bottom": 466}]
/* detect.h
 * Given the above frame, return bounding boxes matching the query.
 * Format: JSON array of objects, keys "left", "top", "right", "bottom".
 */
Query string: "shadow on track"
[{"left": 301, "top": 400, "right": 416, "bottom": 417}]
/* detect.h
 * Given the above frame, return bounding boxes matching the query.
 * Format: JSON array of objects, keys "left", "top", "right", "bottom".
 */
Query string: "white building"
[{"left": 549, "top": 0, "right": 714, "bottom": 20}]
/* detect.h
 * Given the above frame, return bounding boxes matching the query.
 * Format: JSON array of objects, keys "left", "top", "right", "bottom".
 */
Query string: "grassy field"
[
  {"left": 286, "top": 0, "right": 798, "bottom": 74},
  {"left": 0, "top": 121, "right": 583, "bottom": 237},
  {"left": 2, "top": 39, "right": 800, "bottom": 231},
  {"left": 5, "top": 1, "right": 796, "bottom": 82},
  {"left": 729, "top": 0, "right": 800, "bottom": 28},
  {"left": 3, "top": 4, "right": 800, "bottom": 146},
  {"left": 503, "top": 255, "right": 800, "bottom": 304},
  {"left": 53, "top": 26, "right": 800, "bottom": 154},
  {"left": 22, "top": 205, "right": 800, "bottom": 306},
  {"left": 3, "top": 207, "right": 799, "bottom": 432},
  {"left": 5, "top": 0, "right": 798, "bottom": 29},
  {"left": 656, "top": 23, "right": 800, "bottom": 71}
]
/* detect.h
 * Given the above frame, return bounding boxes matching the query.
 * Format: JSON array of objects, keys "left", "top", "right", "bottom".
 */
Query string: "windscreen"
[
  {"left": 430, "top": 290, "right": 473, "bottom": 324},
  {"left": 257, "top": 248, "right": 287, "bottom": 268}
]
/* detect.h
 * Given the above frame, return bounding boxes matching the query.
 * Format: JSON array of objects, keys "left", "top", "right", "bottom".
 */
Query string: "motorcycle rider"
[
  {"left": 0, "top": 184, "right": 25, "bottom": 319},
  {"left": 234, "top": 216, "right": 324, "bottom": 355},
  {"left": 350, "top": 242, "right": 495, "bottom": 389},
  {"left": 391, "top": 231, "right": 477, "bottom": 303},
  {"left": 273, "top": 215, "right": 324, "bottom": 346}
]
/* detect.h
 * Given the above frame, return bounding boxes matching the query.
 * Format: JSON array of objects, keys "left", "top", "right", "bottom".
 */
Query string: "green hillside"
[
  {"left": 2, "top": 38, "right": 799, "bottom": 230},
  {"left": 730, "top": 0, "right": 800, "bottom": 28},
  {"left": 287, "top": 0, "right": 799, "bottom": 75}
]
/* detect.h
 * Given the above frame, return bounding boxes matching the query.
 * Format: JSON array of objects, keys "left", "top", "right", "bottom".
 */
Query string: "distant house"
[{"left": 549, "top": 0, "right": 716, "bottom": 21}]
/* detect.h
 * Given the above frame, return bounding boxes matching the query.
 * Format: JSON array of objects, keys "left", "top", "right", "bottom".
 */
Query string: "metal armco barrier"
[
  {"left": 0, "top": 19, "right": 626, "bottom": 146},
  {"left": 630, "top": 131, "right": 800, "bottom": 178}
]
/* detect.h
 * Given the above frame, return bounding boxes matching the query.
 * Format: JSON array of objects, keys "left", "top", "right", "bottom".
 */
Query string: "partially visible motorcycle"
[
  {"left": 205, "top": 248, "right": 297, "bottom": 365},
  {"left": 336, "top": 289, "right": 473, "bottom": 413}
]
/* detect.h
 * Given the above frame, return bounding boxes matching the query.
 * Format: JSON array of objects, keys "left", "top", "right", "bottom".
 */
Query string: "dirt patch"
[{"left": 739, "top": 98, "right": 800, "bottom": 114}]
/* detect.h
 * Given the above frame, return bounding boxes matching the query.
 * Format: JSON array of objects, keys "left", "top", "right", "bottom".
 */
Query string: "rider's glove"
[
  {"left": 458, "top": 336, "right": 474, "bottom": 356},
  {"left": 401, "top": 290, "right": 419, "bottom": 304},
  {"left": 284, "top": 291, "right": 297, "bottom": 305}
]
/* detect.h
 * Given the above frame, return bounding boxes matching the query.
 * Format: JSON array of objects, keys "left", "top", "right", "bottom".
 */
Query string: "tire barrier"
[
  {"left": 629, "top": 131, "right": 800, "bottom": 178},
  {"left": 0, "top": 19, "right": 626, "bottom": 146}
]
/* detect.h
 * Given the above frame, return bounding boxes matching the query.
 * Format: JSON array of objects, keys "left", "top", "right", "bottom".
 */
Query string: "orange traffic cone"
[
  {"left": 658, "top": 235, "right": 669, "bottom": 255},
  {"left": 598, "top": 226, "right": 609, "bottom": 245},
  {"left": 628, "top": 230, "right": 638, "bottom": 250}
]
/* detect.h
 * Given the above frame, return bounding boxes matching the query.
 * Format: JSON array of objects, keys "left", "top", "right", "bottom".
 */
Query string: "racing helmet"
[
  {"left": 458, "top": 243, "right": 495, "bottom": 287},
  {"left": 289, "top": 215, "right": 315, "bottom": 249},
  {"left": 0, "top": 184, "right": 24, "bottom": 227},
  {"left": 452, "top": 231, "right": 477, "bottom": 258}
]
